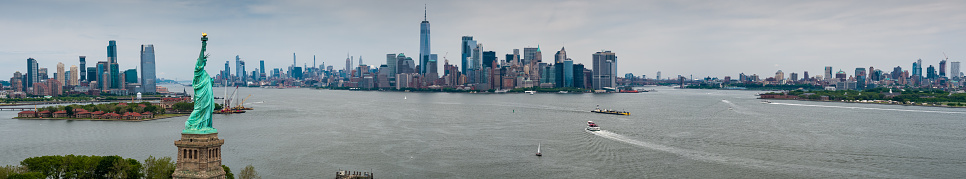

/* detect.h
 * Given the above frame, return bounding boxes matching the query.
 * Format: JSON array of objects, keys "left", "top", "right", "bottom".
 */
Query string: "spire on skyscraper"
[{"left": 424, "top": 4, "right": 427, "bottom": 21}]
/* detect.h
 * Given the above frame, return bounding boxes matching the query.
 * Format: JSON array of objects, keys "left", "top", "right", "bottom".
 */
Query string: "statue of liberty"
[{"left": 183, "top": 33, "right": 217, "bottom": 134}]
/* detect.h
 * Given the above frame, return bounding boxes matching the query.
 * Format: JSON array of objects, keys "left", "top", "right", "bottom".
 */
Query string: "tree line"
[{"left": 0, "top": 155, "right": 259, "bottom": 179}]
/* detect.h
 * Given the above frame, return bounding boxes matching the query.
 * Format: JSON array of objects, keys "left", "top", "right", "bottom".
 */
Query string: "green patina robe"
[{"left": 184, "top": 36, "right": 217, "bottom": 134}]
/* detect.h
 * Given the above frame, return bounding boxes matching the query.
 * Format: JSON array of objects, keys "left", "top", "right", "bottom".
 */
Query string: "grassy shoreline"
[{"left": 14, "top": 114, "right": 189, "bottom": 121}]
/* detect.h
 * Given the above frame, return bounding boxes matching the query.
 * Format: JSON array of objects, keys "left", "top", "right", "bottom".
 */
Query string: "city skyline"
[{"left": 1, "top": 0, "right": 965, "bottom": 81}]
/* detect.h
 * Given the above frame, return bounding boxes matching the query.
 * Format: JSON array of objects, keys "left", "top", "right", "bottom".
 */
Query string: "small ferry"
[
  {"left": 591, "top": 105, "right": 630, "bottom": 115},
  {"left": 761, "top": 100, "right": 772, "bottom": 104},
  {"left": 525, "top": 91, "right": 536, "bottom": 95},
  {"left": 558, "top": 91, "right": 569, "bottom": 94},
  {"left": 586, "top": 121, "right": 601, "bottom": 131}
]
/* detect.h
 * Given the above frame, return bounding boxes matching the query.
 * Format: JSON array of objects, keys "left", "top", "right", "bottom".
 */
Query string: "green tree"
[
  {"left": 222, "top": 165, "right": 234, "bottom": 179},
  {"left": 172, "top": 102, "right": 194, "bottom": 111},
  {"left": 0, "top": 165, "right": 28, "bottom": 179},
  {"left": 143, "top": 156, "right": 175, "bottom": 179},
  {"left": 238, "top": 165, "right": 259, "bottom": 179},
  {"left": 20, "top": 155, "right": 63, "bottom": 178},
  {"left": 6, "top": 172, "right": 44, "bottom": 179}
]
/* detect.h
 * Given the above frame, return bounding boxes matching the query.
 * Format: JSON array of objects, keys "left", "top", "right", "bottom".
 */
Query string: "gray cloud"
[{"left": 1, "top": 0, "right": 964, "bottom": 80}]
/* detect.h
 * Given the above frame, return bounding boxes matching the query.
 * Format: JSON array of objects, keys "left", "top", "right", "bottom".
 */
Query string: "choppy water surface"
[{"left": 2, "top": 86, "right": 965, "bottom": 178}]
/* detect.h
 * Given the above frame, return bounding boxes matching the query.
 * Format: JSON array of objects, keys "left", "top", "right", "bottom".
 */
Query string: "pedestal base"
[{"left": 173, "top": 133, "right": 226, "bottom": 179}]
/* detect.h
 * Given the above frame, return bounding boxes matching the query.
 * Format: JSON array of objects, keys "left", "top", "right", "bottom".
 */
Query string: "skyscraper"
[
  {"left": 386, "top": 54, "right": 398, "bottom": 78},
  {"left": 86, "top": 67, "right": 96, "bottom": 86},
  {"left": 260, "top": 60, "right": 266, "bottom": 78},
  {"left": 56, "top": 62, "right": 65, "bottom": 87},
  {"left": 419, "top": 5, "right": 431, "bottom": 74},
  {"left": 824, "top": 66, "right": 833, "bottom": 81},
  {"left": 107, "top": 40, "right": 117, "bottom": 63},
  {"left": 523, "top": 47, "right": 538, "bottom": 65},
  {"left": 939, "top": 60, "right": 947, "bottom": 78},
  {"left": 564, "top": 59, "right": 573, "bottom": 87},
  {"left": 96, "top": 61, "right": 108, "bottom": 83},
  {"left": 855, "top": 67, "right": 866, "bottom": 90},
  {"left": 951, "top": 61, "right": 961, "bottom": 79},
  {"left": 107, "top": 40, "right": 120, "bottom": 89},
  {"left": 555, "top": 47, "right": 567, "bottom": 64},
  {"left": 224, "top": 61, "right": 231, "bottom": 81},
  {"left": 141, "top": 44, "right": 156, "bottom": 93},
  {"left": 26, "top": 58, "right": 38, "bottom": 89},
  {"left": 69, "top": 65, "right": 78, "bottom": 87},
  {"left": 461, "top": 36, "right": 476, "bottom": 74},
  {"left": 125, "top": 69, "right": 138, "bottom": 83},
  {"left": 592, "top": 51, "right": 617, "bottom": 90},
  {"left": 236, "top": 55, "right": 243, "bottom": 81},
  {"left": 79, "top": 56, "right": 86, "bottom": 82},
  {"left": 110, "top": 63, "right": 119, "bottom": 88}
]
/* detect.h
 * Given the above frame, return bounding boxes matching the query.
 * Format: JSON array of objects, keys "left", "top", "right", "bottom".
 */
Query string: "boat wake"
[
  {"left": 769, "top": 102, "right": 966, "bottom": 114},
  {"left": 588, "top": 130, "right": 905, "bottom": 178}
]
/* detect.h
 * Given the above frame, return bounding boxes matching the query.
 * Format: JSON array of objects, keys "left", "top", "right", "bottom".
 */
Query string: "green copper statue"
[{"left": 184, "top": 33, "right": 217, "bottom": 134}]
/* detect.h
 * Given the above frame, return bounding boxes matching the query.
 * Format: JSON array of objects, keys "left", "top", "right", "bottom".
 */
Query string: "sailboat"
[{"left": 535, "top": 144, "right": 542, "bottom": 157}]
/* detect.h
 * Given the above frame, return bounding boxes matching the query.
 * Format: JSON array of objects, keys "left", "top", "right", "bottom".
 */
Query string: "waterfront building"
[
  {"left": 574, "top": 63, "right": 585, "bottom": 88},
  {"left": 592, "top": 50, "right": 617, "bottom": 90},
  {"left": 419, "top": 6, "right": 431, "bottom": 74},
  {"left": 236, "top": 55, "right": 246, "bottom": 83},
  {"left": 564, "top": 59, "right": 574, "bottom": 87},
  {"left": 79, "top": 56, "right": 86, "bottom": 82},
  {"left": 69, "top": 65, "right": 78, "bottom": 86},
  {"left": 141, "top": 44, "right": 156, "bottom": 93},
  {"left": 26, "top": 58, "right": 38, "bottom": 89}
]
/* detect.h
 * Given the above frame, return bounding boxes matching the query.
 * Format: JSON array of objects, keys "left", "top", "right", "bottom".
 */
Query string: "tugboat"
[
  {"left": 591, "top": 105, "right": 630, "bottom": 115},
  {"left": 586, "top": 121, "right": 601, "bottom": 131}
]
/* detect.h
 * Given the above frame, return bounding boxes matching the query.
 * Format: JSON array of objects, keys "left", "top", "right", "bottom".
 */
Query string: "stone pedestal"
[{"left": 173, "top": 133, "right": 226, "bottom": 179}]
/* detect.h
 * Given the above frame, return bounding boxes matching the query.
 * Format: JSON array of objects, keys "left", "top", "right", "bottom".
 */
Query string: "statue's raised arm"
[{"left": 184, "top": 33, "right": 217, "bottom": 134}]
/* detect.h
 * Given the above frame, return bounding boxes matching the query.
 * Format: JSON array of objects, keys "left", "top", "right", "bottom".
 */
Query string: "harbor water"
[{"left": 2, "top": 86, "right": 965, "bottom": 178}]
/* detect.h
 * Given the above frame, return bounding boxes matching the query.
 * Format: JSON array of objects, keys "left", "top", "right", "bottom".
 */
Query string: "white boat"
[
  {"left": 525, "top": 91, "right": 536, "bottom": 95},
  {"left": 535, "top": 144, "right": 542, "bottom": 157},
  {"left": 558, "top": 91, "right": 568, "bottom": 94},
  {"left": 586, "top": 121, "right": 601, "bottom": 131}
]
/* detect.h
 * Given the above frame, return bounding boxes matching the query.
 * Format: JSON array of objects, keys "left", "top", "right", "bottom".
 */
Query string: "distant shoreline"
[
  {"left": 14, "top": 114, "right": 189, "bottom": 121},
  {"left": 762, "top": 98, "right": 966, "bottom": 109}
]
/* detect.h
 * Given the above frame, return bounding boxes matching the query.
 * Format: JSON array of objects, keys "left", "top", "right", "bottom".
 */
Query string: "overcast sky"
[{"left": 2, "top": 0, "right": 965, "bottom": 81}]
